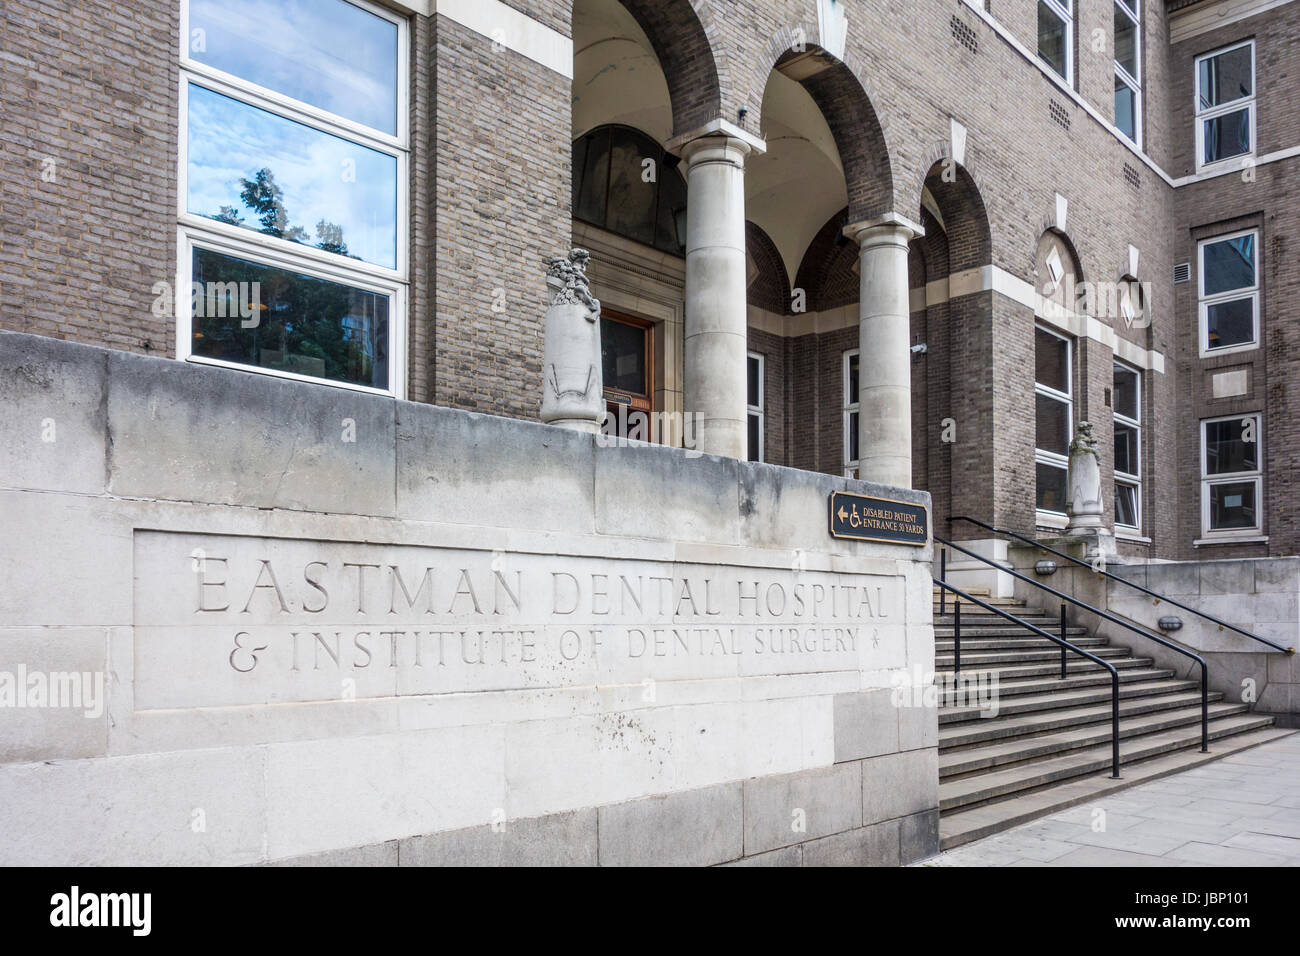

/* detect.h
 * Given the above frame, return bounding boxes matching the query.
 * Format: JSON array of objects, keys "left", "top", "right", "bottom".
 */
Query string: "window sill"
[
  {"left": 1194, "top": 153, "right": 1255, "bottom": 177},
  {"left": 1194, "top": 534, "right": 1267, "bottom": 547},
  {"left": 1116, "top": 529, "right": 1150, "bottom": 543}
]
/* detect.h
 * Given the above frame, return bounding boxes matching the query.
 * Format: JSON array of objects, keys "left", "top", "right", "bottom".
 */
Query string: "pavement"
[{"left": 920, "top": 732, "right": 1300, "bottom": 866}]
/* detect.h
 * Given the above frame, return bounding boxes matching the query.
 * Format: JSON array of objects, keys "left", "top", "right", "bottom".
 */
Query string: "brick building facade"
[{"left": 2, "top": 0, "right": 1296, "bottom": 563}]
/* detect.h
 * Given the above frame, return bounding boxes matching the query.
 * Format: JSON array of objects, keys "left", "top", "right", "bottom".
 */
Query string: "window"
[
  {"left": 178, "top": 0, "right": 407, "bottom": 395},
  {"left": 1195, "top": 40, "right": 1255, "bottom": 170},
  {"left": 572, "top": 125, "right": 688, "bottom": 257},
  {"left": 1038, "top": 0, "right": 1073, "bottom": 83},
  {"left": 747, "top": 352, "right": 764, "bottom": 463},
  {"left": 1201, "top": 414, "right": 1262, "bottom": 535},
  {"left": 1113, "top": 362, "right": 1141, "bottom": 530},
  {"left": 1114, "top": 0, "right": 1141, "bottom": 145},
  {"left": 1035, "top": 327, "right": 1072, "bottom": 516},
  {"left": 843, "top": 350, "right": 860, "bottom": 478},
  {"left": 1198, "top": 230, "right": 1259, "bottom": 356}
]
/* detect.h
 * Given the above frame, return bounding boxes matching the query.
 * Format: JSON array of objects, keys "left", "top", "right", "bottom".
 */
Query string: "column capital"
[
  {"left": 666, "top": 118, "right": 767, "bottom": 161},
  {"left": 844, "top": 212, "right": 925, "bottom": 248}
]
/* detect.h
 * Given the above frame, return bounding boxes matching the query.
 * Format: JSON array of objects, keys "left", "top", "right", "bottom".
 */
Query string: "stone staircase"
[{"left": 932, "top": 589, "right": 1292, "bottom": 850}]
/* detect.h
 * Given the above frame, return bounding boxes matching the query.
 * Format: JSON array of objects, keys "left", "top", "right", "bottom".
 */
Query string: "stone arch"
[
  {"left": 793, "top": 208, "right": 858, "bottom": 314},
  {"left": 747, "top": 32, "right": 896, "bottom": 222},
  {"left": 746, "top": 221, "right": 790, "bottom": 315},
  {"left": 915, "top": 157, "right": 993, "bottom": 274},
  {"left": 614, "top": 0, "right": 728, "bottom": 136},
  {"left": 1033, "top": 227, "right": 1086, "bottom": 309}
]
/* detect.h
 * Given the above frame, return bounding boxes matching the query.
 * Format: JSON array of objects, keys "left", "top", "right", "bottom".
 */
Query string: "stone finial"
[{"left": 545, "top": 248, "right": 600, "bottom": 322}]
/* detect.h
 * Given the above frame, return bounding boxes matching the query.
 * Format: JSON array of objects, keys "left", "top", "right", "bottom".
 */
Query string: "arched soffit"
[
  {"left": 912, "top": 205, "right": 948, "bottom": 286},
  {"left": 793, "top": 207, "right": 859, "bottom": 314},
  {"left": 746, "top": 69, "right": 847, "bottom": 282},
  {"left": 745, "top": 220, "right": 790, "bottom": 316},
  {"left": 572, "top": 0, "right": 675, "bottom": 143},
  {"left": 916, "top": 155, "right": 993, "bottom": 274},
  {"left": 613, "top": 0, "right": 726, "bottom": 136},
  {"left": 746, "top": 29, "right": 897, "bottom": 222}
]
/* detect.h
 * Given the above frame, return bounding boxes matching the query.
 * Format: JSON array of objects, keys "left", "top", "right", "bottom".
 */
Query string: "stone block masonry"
[{"left": 0, "top": 329, "right": 937, "bottom": 865}]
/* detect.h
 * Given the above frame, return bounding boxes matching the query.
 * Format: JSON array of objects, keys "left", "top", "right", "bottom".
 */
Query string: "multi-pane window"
[
  {"left": 1198, "top": 230, "right": 1259, "bottom": 356},
  {"left": 1035, "top": 327, "right": 1073, "bottom": 516},
  {"left": 1114, "top": 0, "right": 1141, "bottom": 144},
  {"left": 843, "top": 350, "right": 860, "bottom": 478},
  {"left": 1113, "top": 362, "right": 1141, "bottom": 530},
  {"left": 572, "top": 125, "right": 688, "bottom": 257},
  {"left": 1202, "top": 415, "right": 1262, "bottom": 535},
  {"left": 1038, "top": 0, "right": 1073, "bottom": 83},
  {"left": 1195, "top": 40, "right": 1255, "bottom": 170},
  {"left": 178, "top": 0, "right": 407, "bottom": 395},
  {"left": 747, "top": 352, "right": 764, "bottom": 463}
]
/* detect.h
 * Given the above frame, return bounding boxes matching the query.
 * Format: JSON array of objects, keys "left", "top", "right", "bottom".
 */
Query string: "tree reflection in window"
[
  {"left": 212, "top": 167, "right": 352, "bottom": 258},
  {"left": 572, "top": 125, "right": 687, "bottom": 257},
  {"left": 191, "top": 245, "right": 388, "bottom": 390}
]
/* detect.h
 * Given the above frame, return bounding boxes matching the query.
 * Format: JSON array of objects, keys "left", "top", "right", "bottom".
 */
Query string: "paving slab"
[{"left": 922, "top": 732, "right": 1299, "bottom": 866}]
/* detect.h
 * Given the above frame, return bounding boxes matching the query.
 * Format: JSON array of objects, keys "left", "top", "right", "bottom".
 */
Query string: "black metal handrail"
[
  {"left": 934, "top": 578, "right": 1122, "bottom": 778},
  {"left": 950, "top": 515, "right": 1295, "bottom": 655},
  {"left": 937, "top": 535, "right": 1210, "bottom": 755}
]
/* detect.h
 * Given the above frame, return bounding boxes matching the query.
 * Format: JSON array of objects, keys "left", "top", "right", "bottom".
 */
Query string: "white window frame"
[
  {"left": 1035, "top": 325, "right": 1073, "bottom": 522},
  {"left": 1038, "top": 0, "right": 1074, "bottom": 86},
  {"left": 1197, "top": 228, "right": 1259, "bottom": 358},
  {"left": 1194, "top": 39, "right": 1256, "bottom": 173},
  {"left": 1112, "top": 360, "right": 1141, "bottom": 531},
  {"left": 1200, "top": 413, "right": 1263, "bottom": 537},
  {"left": 1113, "top": 0, "right": 1142, "bottom": 147},
  {"left": 176, "top": 0, "right": 409, "bottom": 397},
  {"left": 176, "top": 227, "right": 407, "bottom": 397},
  {"left": 842, "top": 349, "right": 860, "bottom": 479},
  {"left": 747, "top": 351, "right": 765, "bottom": 463}
]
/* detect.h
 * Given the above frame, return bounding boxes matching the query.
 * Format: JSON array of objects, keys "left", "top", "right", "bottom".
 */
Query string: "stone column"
[
  {"left": 672, "top": 128, "right": 758, "bottom": 459},
  {"left": 845, "top": 216, "right": 923, "bottom": 488}
]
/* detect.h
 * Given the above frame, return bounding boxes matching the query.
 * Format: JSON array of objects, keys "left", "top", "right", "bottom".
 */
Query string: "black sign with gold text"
[{"left": 828, "top": 492, "right": 929, "bottom": 546}]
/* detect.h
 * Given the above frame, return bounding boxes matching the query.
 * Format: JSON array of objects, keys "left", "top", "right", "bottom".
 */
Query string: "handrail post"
[
  {"left": 939, "top": 548, "right": 947, "bottom": 616},
  {"left": 1201, "top": 665, "right": 1209, "bottom": 753},
  {"left": 1060, "top": 603, "right": 1067, "bottom": 680},
  {"left": 1111, "top": 671, "right": 1121, "bottom": 778},
  {"left": 953, "top": 597, "right": 961, "bottom": 681}
]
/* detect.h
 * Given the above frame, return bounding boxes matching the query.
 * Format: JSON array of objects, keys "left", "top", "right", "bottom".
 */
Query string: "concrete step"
[
  {"left": 939, "top": 677, "right": 1200, "bottom": 724},
  {"left": 944, "top": 658, "right": 1160, "bottom": 685},
  {"left": 939, "top": 698, "right": 1245, "bottom": 778},
  {"left": 938, "top": 713, "right": 1279, "bottom": 815},
  {"left": 940, "top": 690, "right": 1228, "bottom": 751},
  {"left": 935, "top": 645, "right": 1134, "bottom": 668},
  {"left": 937, "top": 727, "right": 1296, "bottom": 850},
  {"left": 934, "top": 626, "right": 1088, "bottom": 639},
  {"left": 934, "top": 635, "right": 1101, "bottom": 652},
  {"left": 942, "top": 665, "right": 1174, "bottom": 701}
]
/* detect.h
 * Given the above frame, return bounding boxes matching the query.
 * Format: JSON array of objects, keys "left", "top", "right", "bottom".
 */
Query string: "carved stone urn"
[{"left": 540, "top": 249, "right": 604, "bottom": 433}]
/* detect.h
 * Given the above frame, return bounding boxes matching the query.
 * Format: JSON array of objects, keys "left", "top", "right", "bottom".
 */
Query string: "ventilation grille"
[
  {"left": 1173, "top": 262, "right": 1191, "bottom": 284},
  {"left": 1123, "top": 163, "right": 1141, "bottom": 189},
  {"left": 950, "top": 15, "right": 978, "bottom": 53},
  {"left": 1049, "top": 99, "right": 1071, "bottom": 130}
]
